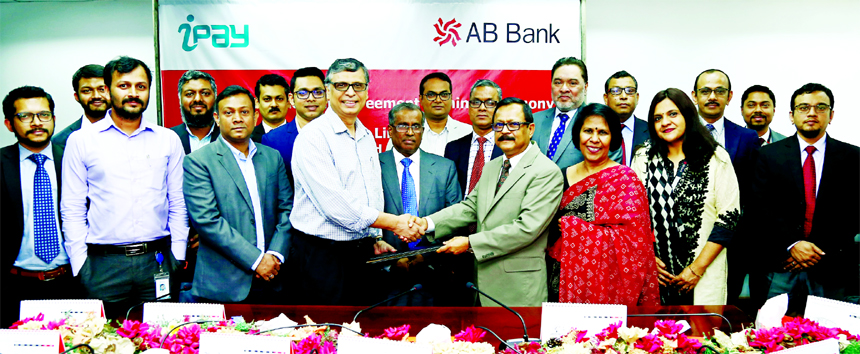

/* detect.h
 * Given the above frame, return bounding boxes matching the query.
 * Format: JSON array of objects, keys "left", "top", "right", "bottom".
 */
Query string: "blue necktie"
[
  {"left": 706, "top": 123, "right": 716, "bottom": 137},
  {"left": 547, "top": 113, "right": 569, "bottom": 159},
  {"left": 401, "top": 158, "right": 420, "bottom": 250},
  {"left": 29, "top": 154, "right": 60, "bottom": 264}
]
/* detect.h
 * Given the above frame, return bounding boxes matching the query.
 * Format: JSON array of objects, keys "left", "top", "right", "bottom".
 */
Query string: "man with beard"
[
  {"left": 251, "top": 74, "right": 290, "bottom": 143},
  {"left": 170, "top": 70, "right": 219, "bottom": 154},
  {"left": 61, "top": 56, "right": 188, "bottom": 318},
  {"left": 603, "top": 71, "right": 648, "bottom": 166},
  {"left": 1, "top": 86, "right": 78, "bottom": 327},
  {"left": 741, "top": 85, "right": 787, "bottom": 146},
  {"left": 749, "top": 83, "right": 859, "bottom": 311},
  {"left": 52, "top": 65, "right": 110, "bottom": 151},
  {"left": 533, "top": 57, "right": 621, "bottom": 170}
]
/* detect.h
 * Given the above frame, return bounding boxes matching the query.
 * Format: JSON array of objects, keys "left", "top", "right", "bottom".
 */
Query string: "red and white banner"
[{"left": 158, "top": 0, "right": 581, "bottom": 150}]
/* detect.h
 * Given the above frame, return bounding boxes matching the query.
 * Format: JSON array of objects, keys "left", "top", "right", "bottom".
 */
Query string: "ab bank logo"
[
  {"left": 178, "top": 15, "right": 249, "bottom": 52},
  {"left": 433, "top": 18, "right": 462, "bottom": 47}
]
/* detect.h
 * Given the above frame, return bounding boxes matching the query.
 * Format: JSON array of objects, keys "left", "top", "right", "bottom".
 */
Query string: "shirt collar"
[
  {"left": 185, "top": 123, "right": 215, "bottom": 140},
  {"left": 621, "top": 116, "right": 635, "bottom": 131},
  {"left": 699, "top": 115, "right": 725, "bottom": 134},
  {"left": 760, "top": 128, "right": 772, "bottom": 143},
  {"left": 392, "top": 147, "right": 420, "bottom": 166},
  {"left": 797, "top": 132, "right": 827, "bottom": 152},
  {"left": 555, "top": 107, "right": 578, "bottom": 119},
  {"left": 424, "top": 115, "right": 454, "bottom": 135},
  {"left": 18, "top": 142, "right": 54, "bottom": 162},
  {"left": 503, "top": 141, "right": 534, "bottom": 169},
  {"left": 470, "top": 129, "right": 495, "bottom": 144},
  {"left": 325, "top": 110, "right": 368, "bottom": 139},
  {"left": 98, "top": 109, "right": 154, "bottom": 137},
  {"left": 80, "top": 115, "right": 94, "bottom": 128},
  {"left": 221, "top": 136, "right": 257, "bottom": 161}
]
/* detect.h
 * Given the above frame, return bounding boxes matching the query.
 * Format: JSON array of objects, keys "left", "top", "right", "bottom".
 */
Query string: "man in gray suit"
[
  {"left": 533, "top": 57, "right": 621, "bottom": 170},
  {"left": 379, "top": 102, "right": 461, "bottom": 305},
  {"left": 741, "top": 84, "right": 787, "bottom": 146},
  {"left": 183, "top": 85, "right": 292, "bottom": 303}
]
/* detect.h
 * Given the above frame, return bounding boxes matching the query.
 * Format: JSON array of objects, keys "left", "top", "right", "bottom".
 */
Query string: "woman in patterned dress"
[
  {"left": 547, "top": 103, "right": 660, "bottom": 306},
  {"left": 631, "top": 88, "right": 741, "bottom": 305}
]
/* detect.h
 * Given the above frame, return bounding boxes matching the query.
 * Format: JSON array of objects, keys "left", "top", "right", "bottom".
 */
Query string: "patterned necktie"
[
  {"left": 29, "top": 153, "right": 60, "bottom": 263},
  {"left": 706, "top": 124, "right": 716, "bottom": 138},
  {"left": 401, "top": 158, "right": 420, "bottom": 249},
  {"left": 802, "top": 146, "right": 817, "bottom": 238},
  {"left": 468, "top": 137, "right": 488, "bottom": 194},
  {"left": 496, "top": 159, "right": 511, "bottom": 194},
  {"left": 547, "top": 113, "right": 569, "bottom": 159},
  {"left": 759, "top": 137, "right": 766, "bottom": 147}
]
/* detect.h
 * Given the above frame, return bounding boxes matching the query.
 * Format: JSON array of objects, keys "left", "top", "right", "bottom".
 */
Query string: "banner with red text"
[{"left": 158, "top": 0, "right": 581, "bottom": 151}]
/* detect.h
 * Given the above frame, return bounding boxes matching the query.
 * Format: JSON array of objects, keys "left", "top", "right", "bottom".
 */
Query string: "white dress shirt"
[
  {"left": 393, "top": 117, "right": 471, "bottom": 156},
  {"left": 621, "top": 118, "right": 635, "bottom": 166},
  {"left": 262, "top": 120, "right": 285, "bottom": 133},
  {"left": 798, "top": 133, "right": 827, "bottom": 196},
  {"left": 186, "top": 124, "right": 216, "bottom": 153},
  {"left": 760, "top": 129, "right": 772, "bottom": 145},
  {"left": 391, "top": 148, "right": 422, "bottom": 212},
  {"left": 700, "top": 116, "right": 726, "bottom": 147}
]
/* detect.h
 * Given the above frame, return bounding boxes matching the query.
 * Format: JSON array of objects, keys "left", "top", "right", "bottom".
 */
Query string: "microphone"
[
  {"left": 254, "top": 323, "right": 364, "bottom": 336},
  {"left": 125, "top": 283, "right": 192, "bottom": 321},
  {"left": 352, "top": 284, "right": 422, "bottom": 323},
  {"left": 466, "top": 282, "right": 532, "bottom": 345},
  {"left": 474, "top": 325, "right": 522, "bottom": 354}
]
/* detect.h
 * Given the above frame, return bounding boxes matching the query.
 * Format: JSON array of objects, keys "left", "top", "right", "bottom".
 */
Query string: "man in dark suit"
[
  {"left": 262, "top": 67, "right": 328, "bottom": 188},
  {"left": 750, "top": 83, "right": 859, "bottom": 311},
  {"left": 379, "top": 102, "right": 461, "bottom": 305},
  {"left": 2, "top": 86, "right": 77, "bottom": 327},
  {"left": 533, "top": 57, "right": 621, "bottom": 170},
  {"left": 251, "top": 74, "right": 290, "bottom": 143},
  {"left": 444, "top": 79, "right": 503, "bottom": 199},
  {"left": 52, "top": 64, "right": 109, "bottom": 151},
  {"left": 169, "top": 70, "right": 219, "bottom": 155},
  {"left": 603, "top": 70, "right": 648, "bottom": 165},
  {"left": 741, "top": 85, "right": 788, "bottom": 146},
  {"left": 183, "top": 85, "right": 293, "bottom": 303}
]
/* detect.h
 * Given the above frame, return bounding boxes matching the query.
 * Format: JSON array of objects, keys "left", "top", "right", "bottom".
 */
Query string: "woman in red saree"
[{"left": 548, "top": 103, "right": 660, "bottom": 306}]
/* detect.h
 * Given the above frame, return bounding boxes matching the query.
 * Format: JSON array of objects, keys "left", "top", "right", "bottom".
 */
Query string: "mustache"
[
  {"left": 26, "top": 128, "right": 49, "bottom": 135},
  {"left": 88, "top": 98, "right": 106, "bottom": 105},
  {"left": 122, "top": 98, "right": 144, "bottom": 105},
  {"left": 268, "top": 107, "right": 281, "bottom": 113},
  {"left": 497, "top": 135, "right": 516, "bottom": 141}
]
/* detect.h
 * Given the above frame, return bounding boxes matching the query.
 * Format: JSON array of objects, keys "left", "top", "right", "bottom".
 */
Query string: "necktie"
[
  {"left": 759, "top": 137, "right": 766, "bottom": 147},
  {"left": 802, "top": 146, "right": 817, "bottom": 238},
  {"left": 468, "top": 137, "right": 488, "bottom": 194},
  {"left": 706, "top": 123, "right": 716, "bottom": 138},
  {"left": 401, "top": 158, "right": 420, "bottom": 249},
  {"left": 547, "top": 113, "right": 570, "bottom": 159},
  {"left": 29, "top": 154, "right": 60, "bottom": 263},
  {"left": 621, "top": 136, "right": 627, "bottom": 166},
  {"left": 496, "top": 159, "right": 511, "bottom": 194}
]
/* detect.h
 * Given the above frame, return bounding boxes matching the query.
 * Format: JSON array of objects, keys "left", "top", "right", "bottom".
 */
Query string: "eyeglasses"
[
  {"left": 794, "top": 103, "right": 830, "bottom": 113},
  {"left": 697, "top": 87, "right": 729, "bottom": 97},
  {"left": 295, "top": 89, "right": 325, "bottom": 99},
  {"left": 423, "top": 91, "right": 451, "bottom": 101},
  {"left": 469, "top": 99, "right": 497, "bottom": 108},
  {"left": 15, "top": 111, "right": 53, "bottom": 124},
  {"left": 608, "top": 87, "right": 637, "bottom": 96},
  {"left": 391, "top": 123, "right": 424, "bottom": 133},
  {"left": 492, "top": 121, "right": 528, "bottom": 132},
  {"left": 330, "top": 82, "right": 368, "bottom": 92}
]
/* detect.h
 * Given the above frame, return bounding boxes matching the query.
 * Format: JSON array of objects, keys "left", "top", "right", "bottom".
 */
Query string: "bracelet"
[{"left": 687, "top": 266, "right": 703, "bottom": 278}]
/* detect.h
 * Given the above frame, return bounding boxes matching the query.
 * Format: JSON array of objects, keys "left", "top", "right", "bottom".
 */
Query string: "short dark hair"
[
  {"left": 72, "top": 64, "right": 105, "bottom": 92},
  {"left": 4, "top": 86, "right": 55, "bottom": 121},
  {"left": 646, "top": 88, "right": 717, "bottom": 169},
  {"left": 740, "top": 85, "right": 775, "bottom": 108},
  {"left": 419, "top": 72, "right": 452, "bottom": 96},
  {"left": 570, "top": 103, "right": 623, "bottom": 151},
  {"left": 493, "top": 97, "right": 534, "bottom": 124},
  {"left": 255, "top": 74, "right": 290, "bottom": 100},
  {"left": 693, "top": 68, "right": 731, "bottom": 93},
  {"left": 215, "top": 85, "right": 256, "bottom": 112},
  {"left": 290, "top": 67, "right": 325, "bottom": 93},
  {"left": 177, "top": 70, "right": 217, "bottom": 98},
  {"left": 790, "top": 83, "right": 834, "bottom": 112},
  {"left": 551, "top": 57, "right": 588, "bottom": 84},
  {"left": 388, "top": 102, "right": 424, "bottom": 125},
  {"left": 104, "top": 56, "right": 152, "bottom": 89},
  {"left": 604, "top": 70, "right": 637, "bottom": 93}
]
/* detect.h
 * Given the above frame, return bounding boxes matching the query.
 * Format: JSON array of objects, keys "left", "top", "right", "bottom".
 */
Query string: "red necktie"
[
  {"left": 468, "top": 137, "right": 488, "bottom": 194},
  {"left": 621, "top": 136, "right": 627, "bottom": 166},
  {"left": 802, "top": 146, "right": 817, "bottom": 238},
  {"left": 759, "top": 137, "right": 766, "bottom": 146}
]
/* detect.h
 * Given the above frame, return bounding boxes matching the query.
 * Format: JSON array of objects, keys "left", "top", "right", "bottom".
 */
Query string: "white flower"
[
  {"left": 340, "top": 321, "right": 363, "bottom": 337},
  {"left": 618, "top": 326, "right": 650, "bottom": 343},
  {"left": 432, "top": 341, "right": 494, "bottom": 354},
  {"left": 89, "top": 335, "right": 136, "bottom": 354},
  {"left": 712, "top": 329, "right": 734, "bottom": 349},
  {"left": 730, "top": 330, "right": 751, "bottom": 348}
]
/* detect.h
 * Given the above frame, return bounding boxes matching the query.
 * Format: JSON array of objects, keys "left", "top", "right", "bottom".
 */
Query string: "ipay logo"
[
  {"left": 433, "top": 18, "right": 462, "bottom": 47},
  {"left": 178, "top": 15, "right": 249, "bottom": 52},
  {"left": 434, "top": 17, "right": 561, "bottom": 46}
]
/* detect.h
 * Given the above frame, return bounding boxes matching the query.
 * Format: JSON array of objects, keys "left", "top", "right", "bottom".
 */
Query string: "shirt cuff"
[
  {"left": 171, "top": 238, "right": 187, "bottom": 261},
  {"left": 251, "top": 251, "right": 284, "bottom": 271},
  {"left": 787, "top": 241, "right": 802, "bottom": 252},
  {"left": 266, "top": 250, "right": 284, "bottom": 263},
  {"left": 251, "top": 251, "right": 265, "bottom": 272},
  {"left": 425, "top": 217, "right": 436, "bottom": 233}
]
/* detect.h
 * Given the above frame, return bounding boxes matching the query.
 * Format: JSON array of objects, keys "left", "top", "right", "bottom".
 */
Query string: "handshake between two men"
[{"left": 389, "top": 214, "right": 472, "bottom": 255}]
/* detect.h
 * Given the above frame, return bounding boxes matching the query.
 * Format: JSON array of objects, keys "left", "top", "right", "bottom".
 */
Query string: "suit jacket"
[
  {"left": 169, "top": 123, "right": 219, "bottom": 155},
  {"left": 769, "top": 128, "right": 788, "bottom": 144},
  {"left": 379, "top": 150, "right": 461, "bottom": 250},
  {"left": 443, "top": 133, "right": 503, "bottom": 199},
  {"left": 251, "top": 124, "right": 266, "bottom": 143},
  {"left": 261, "top": 120, "right": 299, "bottom": 188},
  {"left": 51, "top": 117, "right": 84, "bottom": 151},
  {"left": 630, "top": 116, "right": 650, "bottom": 147},
  {"left": 183, "top": 139, "right": 293, "bottom": 302},
  {"left": 427, "top": 144, "right": 564, "bottom": 307},
  {"left": 750, "top": 134, "right": 859, "bottom": 289},
  {"left": 723, "top": 119, "right": 760, "bottom": 205},
  {"left": 532, "top": 108, "right": 622, "bottom": 170},
  {"left": 1, "top": 143, "right": 65, "bottom": 276}
]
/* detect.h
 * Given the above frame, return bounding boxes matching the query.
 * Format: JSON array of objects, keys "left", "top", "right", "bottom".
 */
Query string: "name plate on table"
[
  {"left": 19, "top": 299, "right": 104, "bottom": 321},
  {"left": 338, "top": 335, "right": 433, "bottom": 354},
  {"left": 143, "top": 303, "right": 225, "bottom": 323},
  {"left": 0, "top": 329, "right": 64, "bottom": 354},
  {"left": 540, "top": 302, "right": 626, "bottom": 341},
  {"left": 198, "top": 333, "right": 292, "bottom": 354},
  {"left": 805, "top": 295, "right": 860, "bottom": 335},
  {"left": 770, "top": 338, "right": 839, "bottom": 354}
]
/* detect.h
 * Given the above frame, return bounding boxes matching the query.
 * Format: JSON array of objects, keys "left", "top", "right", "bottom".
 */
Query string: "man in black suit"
[
  {"left": 252, "top": 74, "right": 290, "bottom": 143},
  {"left": 169, "top": 70, "right": 219, "bottom": 155},
  {"left": 444, "top": 79, "right": 503, "bottom": 200},
  {"left": 1, "top": 86, "right": 77, "bottom": 327},
  {"left": 751, "top": 83, "right": 859, "bottom": 311},
  {"left": 603, "top": 70, "right": 648, "bottom": 165},
  {"left": 52, "top": 64, "right": 109, "bottom": 151}
]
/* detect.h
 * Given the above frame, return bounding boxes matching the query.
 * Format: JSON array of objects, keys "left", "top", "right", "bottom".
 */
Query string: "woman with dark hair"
[
  {"left": 631, "top": 88, "right": 740, "bottom": 305},
  {"left": 548, "top": 103, "right": 660, "bottom": 306}
]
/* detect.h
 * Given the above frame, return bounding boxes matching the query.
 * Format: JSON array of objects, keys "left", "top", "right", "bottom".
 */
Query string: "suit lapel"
[
  {"left": 633, "top": 117, "right": 650, "bottom": 146},
  {"left": 215, "top": 141, "right": 254, "bottom": 212},
  {"left": 781, "top": 136, "right": 805, "bottom": 203},
  {"left": 252, "top": 148, "right": 269, "bottom": 211},
  {"left": 178, "top": 124, "right": 192, "bottom": 155},
  {"left": 816, "top": 136, "right": 840, "bottom": 219},
  {"left": 491, "top": 147, "right": 533, "bottom": 206},
  {"left": 534, "top": 110, "right": 554, "bottom": 150},
  {"left": 418, "top": 152, "right": 436, "bottom": 217},
  {"left": 724, "top": 120, "right": 741, "bottom": 161},
  {"left": 480, "top": 157, "right": 502, "bottom": 220},
  {"left": 380, "top": 152, "right": 403, "bottom": 214},
  {"left": 52, "top": 143, "right": 64, "bottom": 206},
  {"left": 552, "top": 107, "right": 579, "bottom": 163},
  {"left": 1, "top": 144, "right": 24, "bottom": 215}
]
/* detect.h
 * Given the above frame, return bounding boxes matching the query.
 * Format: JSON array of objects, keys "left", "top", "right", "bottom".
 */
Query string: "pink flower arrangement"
[
  {"left": 291, "top": 333, "right": 336, "bottom": 354},
  {"left": 162, "top": 323, "right": 202, "bottom": 354},
  {"left": 742, "top": 317, "right": 860, "bottom": 353},
  {"left": 10, "top": 313, "right": 45, "bottom": 329},
  {"left": 454, "top": 325, "right": 487, "bottom": 343},
  {"left": 374, "top": 324, "right": 411, "bottom": 341}
]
